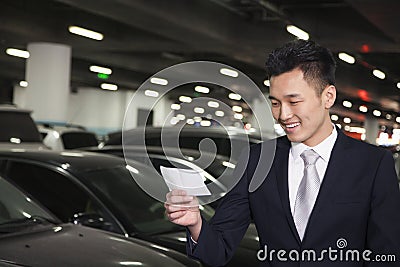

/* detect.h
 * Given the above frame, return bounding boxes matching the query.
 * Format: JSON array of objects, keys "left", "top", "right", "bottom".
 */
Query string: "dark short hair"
[{"left": 265, "top": 39, "right": 336, "bottom": 95}]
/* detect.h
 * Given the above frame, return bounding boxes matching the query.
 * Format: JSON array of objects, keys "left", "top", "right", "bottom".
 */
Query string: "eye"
[
  {"left": 271, "top": 102, "right": 280, "bottom": 107},
  {"left": 290, "top": 101, "right": 300, "bottom": 105}
]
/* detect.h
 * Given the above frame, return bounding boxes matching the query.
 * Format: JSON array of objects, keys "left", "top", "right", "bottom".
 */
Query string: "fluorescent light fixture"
[
  {"left": 359, "top": 105, "right": 368, "bottom": 113},
  {"left": 264, "top": 80, "right": 270, "bottom": 86},
  {"left": 286, "top": 25, "right": 309, "bottom": 40},
  {"left": 373, "top": 110, "right": 381, "bottom": 117},
  {"left": 396, "top": 117, "right": 400, "bottom": 123},
  {"left": 6, "top": 48, "right": 30, "bottom": 58},
  {"left": 372, "top": 69, "right": 385, "bottom": 79},
  {"left": 220, "top": 68, "right": 238, "bottom": 78},
  {"left": 343, "top": 117, "right": 351, "bottom": 124},
  {"left": 10, "top": 137, "right": 21, "bottom": 144},
  {"left": 144, "top": 90, "right": 159, "bottom": 97},
  {"left": 344, "top": 125, "right": 351, "bottom": 131},
  {"left": 170, "top": 117, "right": 179, "bottom": 125},
  {"left": 195, "top": 86, "right": 210, "bottom": 94},
  {"left": 349, "top": 127, "right": 366, "bottom": 134},
  {"left": 150, "top": 77, "right": 168, "bottom": 86},
  {"left": 342, "top": 100, "right": 352, "bottom": 108},
  {"left": 186, "top": 119, "right": 194, "bottom": 125},
  {"left": 194, "top": 107, "right": 205, "bottom": 114},
  {"left": 386, "top": 114, "right": 392, "bottom": 120},
  {"left": 222, "top": 161, "right": 236, "bottom": 169},
  {"left": 179, "top": 96, "right": 192, "bottom": 103},
  {"left": 215, "top": 110, "right": 224, "bottom": 117},
  {"left": 207, "top": 101, "right": 219, "bottom": 108},
  {"left": 234, "top": 113, "right": 243, "bottom": 120},
  {"left": 119, "top": 262, "right": 143, "bottom": 266},
  {"left": 232, "top": 106, "right": 242, "bottom": 112},
  {"left": 19, "top": 81, "right": 28, "bottom": 87},
  {"left": 200, "top": 120, "right": 211, "bottom": 127},
  {"left": 228, "top": 93, "right": 241, "bottom": 100},
  {"left": 338, "top": 52, "right": 355, "bottom": 64},
  {"left": 397, "top": 82, "right": 400, "bottom": 89},
  {"left": 89, "top": 65, "right": 112, "bottom": 75},
  {"left": 125, "top": 165, "right": 139, "bottom": 174},
  {"left": 171, "top": 104, "right": 181, "bottom": 110},
  {"left": 176, "top": 114, "right": 185, "bottom": 120},
  {"left": 68, "top": 26, "right": 103, "bottom": 41},
  {"left": 100, "top": 83, "right": 118, "bottom": 91},
  {"left": 193, "top": 116, "right": 202, "bottom": 122},
  {"left": 330, "top": 114, "right": 339, "bottom": 121}
]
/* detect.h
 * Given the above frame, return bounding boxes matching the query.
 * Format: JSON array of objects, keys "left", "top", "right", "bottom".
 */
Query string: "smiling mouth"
[{"left": 283, "top": 122, "right": 300, "bottom": 130}]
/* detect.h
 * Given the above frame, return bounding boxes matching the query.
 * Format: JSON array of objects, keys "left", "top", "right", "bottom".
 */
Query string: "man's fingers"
[{"left": 167, "top": 210, "right": 187, "bottom": 221}]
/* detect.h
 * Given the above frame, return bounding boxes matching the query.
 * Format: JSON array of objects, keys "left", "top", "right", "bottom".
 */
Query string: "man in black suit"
[{"left": 165, "top": 40, "right": 400, "bottom": 266}]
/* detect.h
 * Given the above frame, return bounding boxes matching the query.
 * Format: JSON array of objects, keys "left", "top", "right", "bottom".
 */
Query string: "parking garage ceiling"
[{"left": 0, "top": 0, "right": 399, "bottom": 127}]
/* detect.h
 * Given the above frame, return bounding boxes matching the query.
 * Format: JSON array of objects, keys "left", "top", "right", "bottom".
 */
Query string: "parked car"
[
  {"left": 37, "top": 122, "right": 99, "bottom": 150},
  {"left": 0, "top": 149, "right": 259, "bottom": 267},
  {"left": 0, "top": 105, "right": 46, "bottom": 149},
  {"left": 103, "top": 126, "right": 269, "bottom": 160},
  {"left": 0, "top": 173, "right": 195, "bottom": 267}
]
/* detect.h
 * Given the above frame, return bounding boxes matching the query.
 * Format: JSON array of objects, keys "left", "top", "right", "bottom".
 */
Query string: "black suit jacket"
[{"left": 188, "top": 129, "right": 400, "bottom": 266}]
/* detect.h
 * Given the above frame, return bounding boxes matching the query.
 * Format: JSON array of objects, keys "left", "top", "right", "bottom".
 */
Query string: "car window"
[
  {"left": 61, "top": 132, "right": 98, "bottom": 149},
  {"left": 0, "top": 111, "right": 42, "bottom": 142},
  {"left": 3, "top": 161, "right": 120, "bottom": 233}
]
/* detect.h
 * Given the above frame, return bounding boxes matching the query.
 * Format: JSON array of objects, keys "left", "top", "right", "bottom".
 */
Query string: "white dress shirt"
[{"left": 288, "top": 126, "right": 338, "bottom": 215}]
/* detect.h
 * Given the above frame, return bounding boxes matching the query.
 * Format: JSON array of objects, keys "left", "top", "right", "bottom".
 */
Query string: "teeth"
[{"left": 286, "top": 123, "right": 300, "bottom": 128}]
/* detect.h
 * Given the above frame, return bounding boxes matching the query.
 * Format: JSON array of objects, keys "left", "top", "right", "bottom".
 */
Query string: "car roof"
[{"left": 0, "top": 149, "right": 125, "bottom": 172}]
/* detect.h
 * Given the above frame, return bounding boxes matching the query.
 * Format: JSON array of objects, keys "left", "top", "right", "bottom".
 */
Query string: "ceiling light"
[
  {"left": 228, "top": 93, "right": 241, "bottom": 100},
  {"left": 264, "top": 80, "right": 270, "bottom": 86},
  {"left": 6, "top": 48, "right": 30, "bottom": 58},
  {"left": 372, "top": 69, "right": 385, "bottom": 80},
  {"left": 179, "top": 96, "right": 192, "bottom": 103},
  {"left": 234, "top": 113, "right": 243, "bottom": 120},
  {"left": 150, "top": 77, "right": 168, "bottom": 86},
  {"left": 373, "top": 110, "right": 381, "bottom": 117},
  {"left": 176, "top": 114, "right": 185, "bottom": 120},
  {"left": 359, "top": 105, "right": 368, "bottom": 113},
  {"left": 207, "top": 101, "right": 219, "bottom": 108},
  {"left": 215, "top": 110, "right": 224, "bottom": 117},
  {"left": 194, "top": 86, "right": 210, "bottom": 94},
  {"left": 338, "top": 52, "right": 355, "bottom": 64},
  {"left": 331, "top": 114, "right": 339, "bottom": 121},
  {"left": 344, "top": 125, "right": 351, "bottom": 131},
  {"left": 342, "top": 100, "right": 352, "bottom": 108},
  {"left": 144, "top": 90, "right": 159, "bottom": 97},
  {"left": 171, "top": 104, "right": 181, "bottom": 110},
  {"left": 397, "top": 82, "right": 400, "bottom": 89},
  {"left": 386, "top": 114, "right": 392, "bottom": 120},
  {"left": 101, "top": 83, "right": 118, "bottom": 91},
  {"left": 343, "top": 117, "right": 351, "bottom": 124},
  {"left": 170, "top": 117, "right": 179, "bottom": 125},
  {"left": 286, "top": 25, "right": 309, "bottom": 40},
  {"left": 19, "top": 81, "right": 28, "bottom": 87},
  {"left": 89, "top": 65, "right": 112, "bottom": 75},
  {"left": 232, "top": 106, "right": 242, "bottom": 112},
  {"left": 200, "top": 120, "right": 211, "bottom": 127},
  {"left": 68, "top": 26, "right": 103, "bottom": 41},
  {"left": 193, "top": 116, "right": 202, "bottom": 122},
  {"left": 396, "top": 117, "right": 400, "bottom": 123},
  {"left": 186, "top": 119, "right": 194, "bottom": 125},
  {"left": 220, "top": 68, "right": 238, "bottom": 78},
  {"left": 194, "top": 107, "right": 205, "bottom": 114}
]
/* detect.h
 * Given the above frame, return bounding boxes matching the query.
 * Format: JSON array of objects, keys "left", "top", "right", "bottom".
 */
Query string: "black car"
[
  {"left": 0, "top": 173, "right": 194, "bottom": 267},
  {"left": 0, "top": 149, "right": 259, "bottom": 266}
]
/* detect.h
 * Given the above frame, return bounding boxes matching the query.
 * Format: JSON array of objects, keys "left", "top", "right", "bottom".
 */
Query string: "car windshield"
[
  {"left": 0, "top": 176, "right": 56, "bottom": 230},
  {"left": 79, "top": 164, "right": 215, "bottom": 235}
]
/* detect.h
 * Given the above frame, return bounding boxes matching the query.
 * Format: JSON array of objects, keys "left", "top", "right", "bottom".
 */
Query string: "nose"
[{"left": 279, "top": 104, "right": 293, "bottom": 121}]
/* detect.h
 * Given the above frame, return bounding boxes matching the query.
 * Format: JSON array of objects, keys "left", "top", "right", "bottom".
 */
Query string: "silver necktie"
[{"left": 294, "top": 149, "right": 321, "bottom": 240}]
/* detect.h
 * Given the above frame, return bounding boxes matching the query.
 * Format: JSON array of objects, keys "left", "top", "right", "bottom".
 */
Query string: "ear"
[{"left": 323, "top": 85, "right": 336, "bottom": 109}]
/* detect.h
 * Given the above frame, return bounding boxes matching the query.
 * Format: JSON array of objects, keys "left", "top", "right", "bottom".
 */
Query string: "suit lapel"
[{"left": 274, "top": 136, "right": 302, "bottom": 244}]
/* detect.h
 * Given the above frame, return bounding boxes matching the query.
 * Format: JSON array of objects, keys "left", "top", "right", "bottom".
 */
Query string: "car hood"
[
  {"left": 147, "top": 224, "right": 260, "bottom": 267},
  {"left": 0, "top": 223, "right": 185, "bottom": 267}
]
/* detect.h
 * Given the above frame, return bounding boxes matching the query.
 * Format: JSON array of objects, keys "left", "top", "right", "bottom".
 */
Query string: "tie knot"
[{"left": 300, "top": 149, "right": 319, "bottom": 166}]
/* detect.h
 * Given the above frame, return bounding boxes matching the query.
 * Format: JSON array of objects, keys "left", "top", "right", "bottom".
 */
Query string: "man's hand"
[{"left": 165, "top": 189, "right": 202, "bottom": 241}]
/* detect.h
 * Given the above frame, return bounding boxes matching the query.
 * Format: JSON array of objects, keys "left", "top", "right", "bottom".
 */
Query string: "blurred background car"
[
  {"left": 37, "top": 122, "right": 99, "bottom": 150},
  {"left": 0, "top": 149, "right": 259, "bottom": 267},
  {"left": 0, "top": 173, "right": 194, "bottom": 267}
]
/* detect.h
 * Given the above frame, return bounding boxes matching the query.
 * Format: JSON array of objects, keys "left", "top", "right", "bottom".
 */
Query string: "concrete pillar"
[
  {"left": 21, "top": 42, "right": 71, "bottom": 122},
  {"left": 364, "top": 117, "right": 379, "bottom": 145}
]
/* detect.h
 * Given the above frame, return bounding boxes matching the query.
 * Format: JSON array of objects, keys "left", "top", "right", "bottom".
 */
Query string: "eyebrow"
[{"left": 268, "top": 94, "right": 302, "bottom": 100}]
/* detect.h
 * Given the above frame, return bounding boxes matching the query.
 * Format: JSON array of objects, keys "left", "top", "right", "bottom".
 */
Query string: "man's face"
[{"left": 269, "top": 68, "right": 335, "bottom": 146}]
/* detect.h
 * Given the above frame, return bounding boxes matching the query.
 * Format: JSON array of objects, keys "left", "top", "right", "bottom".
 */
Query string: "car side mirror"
[{"left": 71, "top": 212, "right": 113, "bottom": 231}]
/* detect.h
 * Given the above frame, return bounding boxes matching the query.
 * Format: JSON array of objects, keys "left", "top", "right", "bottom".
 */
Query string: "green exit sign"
[{"left": 97, "top": 73, "right": 109, "bottom": 79}]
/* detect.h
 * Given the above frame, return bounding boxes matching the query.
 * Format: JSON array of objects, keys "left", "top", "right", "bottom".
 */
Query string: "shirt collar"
[{"left": 291, "top": 125, "right": 337, "bottom": 162}]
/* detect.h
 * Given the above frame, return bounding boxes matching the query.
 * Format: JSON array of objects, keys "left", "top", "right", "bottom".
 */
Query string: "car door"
[{"left": 0, "top": 159, "right": 125, "bottom": 235}]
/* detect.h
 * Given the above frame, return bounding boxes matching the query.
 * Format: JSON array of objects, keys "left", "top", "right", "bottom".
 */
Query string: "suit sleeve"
[
  {"left": 366, "top": 150, "right": 400, "bottom": 266},
  {"left": 186, "top": 149, "right": 253, "bottom": 267}
]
